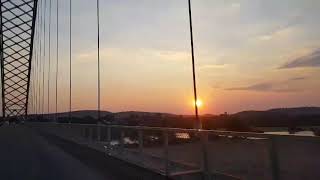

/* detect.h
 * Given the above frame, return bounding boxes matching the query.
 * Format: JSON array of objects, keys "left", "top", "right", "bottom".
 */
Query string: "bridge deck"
[{"left": 0, "top": 125, "right": 115, "bottom": 180}]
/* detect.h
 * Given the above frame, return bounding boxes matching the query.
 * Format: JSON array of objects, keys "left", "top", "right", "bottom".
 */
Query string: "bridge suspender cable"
[
  {"left": 32, "top": 13, "right": 40, "bottom": 115},
  {"left": 38, "top": 1, "right": 42, "bottom": 117},
  {"left": 36, "top": 0, "right": 40, "bottom": 117},
  {"left": 44, "top": 0, "right": 48, "bottom": 119},
  {"left": 40, "top": 0, "right": 43, "bottom": 117},
  {"left": 39, "top": 0, "right": 43, "bottom": 118},
  {"left": 69, "top": 0, "right": 72, "bottom": 123},
  {"left": 34, "top": 1, "right": 37, "bottom": 116},
  {"left": 55, "top": 0, "right": 59, "bottom": 122},
  {"left": 37, "top": 2, "right": 42, "bottom": 118},
  {"left": 187, "top": 0, "right": 201, "bottom": 129},
  {"left": 30, "top": 44, "right": 34, "bottom": 115},
  {"left": 29, "top": 25, "right": 34, "bottom": 115},
  {"left": 33, "top": 23, "right": 37, "bottom": 116},
  {"left": 34, "top": 1, "right": 40, "bottom": 116},
  {"left": 47, "top": 0, "right": 52, "bottom": 120},
  {"left": 36, "top": 18, "right": 40, "bottom": 116},
  {"left": 32, "top": 0, "right": 38, "bottom": 117},
  {"left": 42, "top": 0, "right": 46, "bottom": 119},
  {"left": 36, "top": 0, "right": 41, "bottom": 117},
  {"left": 97, "top": 0, "right": 101, "bottom": 122},
  {"left": 33, "top": 1, "right": 41, "bottom": 116}
]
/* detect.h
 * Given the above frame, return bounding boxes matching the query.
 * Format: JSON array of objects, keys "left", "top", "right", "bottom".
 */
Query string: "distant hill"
[
  {"left": 44, "top": 110, "right": 173, "bottom": 119},
  {"left": 267, "top": 107, "right": 320, "bottom": 115},
  {"left": 33, "top": 110, "right": 179, "bottom": 126},
  {"left": 28, "top": 107, "right": 320, "bottom": 128},
  {"left": 230, "top": 107, "right": 320, "bottom": 127},
  {"left": 60, "top": 110, "right": 111, "bottom": 119},
  {"left": 45, "top": 110, "right": 112, "bottom": 119}
]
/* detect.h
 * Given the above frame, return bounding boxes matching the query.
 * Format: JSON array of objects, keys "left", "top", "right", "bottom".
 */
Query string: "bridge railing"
[{"left": 29, "top": 122, "right": 320, "bottom": 180}]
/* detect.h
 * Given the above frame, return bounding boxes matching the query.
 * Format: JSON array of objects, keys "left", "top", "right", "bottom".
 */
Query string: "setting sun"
[{"left": 195, "top": 99, "right": 203, "bottom": 108}]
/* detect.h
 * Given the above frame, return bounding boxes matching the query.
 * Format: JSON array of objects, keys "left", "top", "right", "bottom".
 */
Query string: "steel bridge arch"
[{"left": 0, "top": 0, "right": 38, "bottom": 118}]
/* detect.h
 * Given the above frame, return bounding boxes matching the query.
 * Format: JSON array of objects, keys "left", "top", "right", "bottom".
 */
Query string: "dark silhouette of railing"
[{"left": 30, "top": 122, "right": 320, "bottom": 180}]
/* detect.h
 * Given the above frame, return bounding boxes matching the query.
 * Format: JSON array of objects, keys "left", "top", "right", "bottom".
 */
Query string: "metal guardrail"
[{"left": 29, "top": 123, "right": 320, "bottom": 180}]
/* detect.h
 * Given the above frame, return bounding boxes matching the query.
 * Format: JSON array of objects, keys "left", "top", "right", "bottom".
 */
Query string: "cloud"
[
  {"left": 289, "top": 76, "right": 307, "bottom": 81},
  {"left": 225, "top": 77, "right": 306, "bottom": 93},
  {"left": 257, "top": 15, "right": 301, "bottom": 41},
  {"left": 156, "top": 50, "right": 189, "bottom": 61},
  {"left": 199, "top": 64, "right": 229, "bottom": 70},
  {"left": 231, "top": 3, "right": 241, "bottom": 9},
  {"left": 226, "top": 82, "right": 273, "bottom": 91},
  {"left": 258, "top": 35, "right": 272, "bottom": 41},
  {"left": 76, "top": 47, "right": 189, "bottom": 63},
  {"left": 280, "top": 49, "right": 320, "bottom": 69}
]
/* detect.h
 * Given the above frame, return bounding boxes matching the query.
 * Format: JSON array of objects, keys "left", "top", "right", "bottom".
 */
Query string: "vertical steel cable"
[
  {"left": 47, "top": 0, "right": 52, "bottom": 119},
  {"left": 32, "top": 12, "right": 39, "bottom": 115},
  {"left": 31, "top": 13, "right": 38, "bottom": 115},
  {"left": 69, "top": 0, "right": 72, "bottom": 123},
  {"left": 29, "top": 25, "right": 35, "bottom": 115},
  {"left": 39, "top": 0, "right": 44, "bottom": 118},
  {"left": 36, "top": 0, "right": 40, "bottom": 117},
  {"left": 33, "top": 20, "right": 38, "bottom": 116},
  {"left": 31, "top": 44, "right": 34, "bottom": 115},
  {"left": 96, "top": 0, "right": 101, "bottom": 122},
  {"left": 187, "top": 0, "right": 200, "bottom": 129},
  {"left": 36, "top": 0, "right": 41, "bottom": 117},
  {"left": 42, "top": 0, "right": 46, "bottom": 119},
  {"left": 55, "top": 0, "right": 59, "bottom": 121},
  {"left": 35, "top": 24, "right": 39, "bottom": 115},
  {"left": 35, "top": 20, "right": 40, "bottom": 116},
  {"left": 32, "top": 33, "right": 35, "bottom": 115},
  {"left": 34, "top": 0, "right": 38, "bottom": 116},
  {"left": 37, "top": 4, "right": 42, "bottom": 118},
  {"left": 30, "top": 57, "right": 33, "bottom": 115},
  {"left": 40, "top": 0, "right": 43, "bottom": 117}
]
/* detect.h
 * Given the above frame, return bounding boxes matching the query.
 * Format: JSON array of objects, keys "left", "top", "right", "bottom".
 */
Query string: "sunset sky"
[{"left": 35, "top": 0, "right": 320, "bottom": 115}]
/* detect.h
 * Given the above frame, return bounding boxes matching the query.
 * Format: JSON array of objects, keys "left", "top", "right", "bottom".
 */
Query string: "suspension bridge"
[{"left": 1, "top": 0, "right": 320, "bottom": 180}]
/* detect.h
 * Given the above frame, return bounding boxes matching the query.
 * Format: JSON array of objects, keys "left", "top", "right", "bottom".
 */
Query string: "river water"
[{"left": 265, "top": 130, "right": 315, "bottom": 136}]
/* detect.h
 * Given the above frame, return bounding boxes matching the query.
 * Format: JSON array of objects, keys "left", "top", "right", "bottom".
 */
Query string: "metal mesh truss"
[{"left": 0, "top": 0, "right": 38, "bottom": 117}]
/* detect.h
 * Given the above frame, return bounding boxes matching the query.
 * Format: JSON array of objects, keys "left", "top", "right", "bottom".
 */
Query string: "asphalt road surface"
[{"left": 0, "top": 125, "right": 113, "bottom": 180}]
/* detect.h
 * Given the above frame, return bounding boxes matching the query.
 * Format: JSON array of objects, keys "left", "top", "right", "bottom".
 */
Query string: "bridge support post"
[
  {"left": 269, "top": 137, "right": 280, "bottom": 180},
  {"left": 163, "top": 130, "right": 169, "bottom": 177},
  {"left": 201, "top": 131, "right": 210, "bottom": 180},
  {"left": 81, "top": 126, "right": 86, "bottom": 139},
  {"left": 97, "top": 125, "right": 101, "bottom": 141},
  {"left": 106, "top": 126, "right": 111, "bottom": 155},
  {"left": 120, "top": 129, "right": 125, "bottom": 155},
  {"left": 138, "top": 129, "right": 144, "bottom": 165},
  {"left": 89, "top": 127, "right": 93, "bottom": 141}
]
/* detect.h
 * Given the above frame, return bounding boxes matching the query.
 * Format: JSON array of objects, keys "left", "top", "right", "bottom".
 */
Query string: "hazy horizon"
[{"left": 28, "top": 106, "right": 320, "bottom": 117}]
